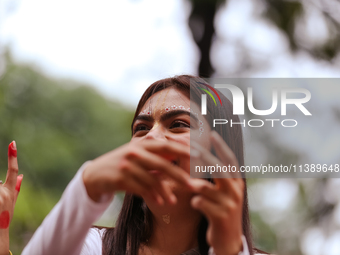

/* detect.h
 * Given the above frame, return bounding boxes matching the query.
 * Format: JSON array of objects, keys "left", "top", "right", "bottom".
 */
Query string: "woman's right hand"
[
  {"left": 0, "top": 141, "right": 23, "bottom": 255},
  {"left": 82, "top": 140, "right": 191, "bottom": 205}
]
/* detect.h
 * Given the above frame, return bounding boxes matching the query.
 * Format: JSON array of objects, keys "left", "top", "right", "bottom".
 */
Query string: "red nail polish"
[
  {"left": 8, "top": 141, "right": 17, "bottom": 157},
  {"left": 15, "top": 174, "right": 23, "bottom": 192},
  {"left": 0, "top": 211, "right": 10, "bottom": 229}
]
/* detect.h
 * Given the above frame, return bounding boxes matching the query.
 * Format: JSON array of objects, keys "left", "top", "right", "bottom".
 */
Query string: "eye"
[
  {"left": 170, "top": 120, "right": 190, "bottom": 129},
  {"left": 133, "top": 124, "right": 150, "bottom": 135}
]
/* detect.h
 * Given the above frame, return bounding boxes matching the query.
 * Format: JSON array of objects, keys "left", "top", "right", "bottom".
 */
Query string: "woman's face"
[{"left": 130, "top": 87, "right": 211, "bottom": 187}]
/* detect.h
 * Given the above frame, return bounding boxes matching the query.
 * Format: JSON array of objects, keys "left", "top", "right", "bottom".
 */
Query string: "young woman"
[
  {"left": 22, "top": 75, "right": 263, "bottom": 255},
  {"left": 0, "top": 141, "right": 23, "bottom": 255}
]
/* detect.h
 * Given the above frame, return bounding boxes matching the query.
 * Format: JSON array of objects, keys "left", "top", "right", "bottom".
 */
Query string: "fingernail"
[
  {"left": 170, "top": 195, "right": 177, "bottom": 205},
  {"left": 191, "top": 196, "right": 200, "bottom": 209},
  {"left": 15, "top": 174, "right": 23, "bottom": 192},
  {"left": 186, "top": 179, "right": 197, "bottom": 191},
  {"left": 8, "top": 141, "right": 17, "bottom": 157}
]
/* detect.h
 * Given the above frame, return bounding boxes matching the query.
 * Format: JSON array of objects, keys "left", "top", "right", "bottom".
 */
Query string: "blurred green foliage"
[{"left": 0, "top": 56, "right": 134, "bottom": 253}]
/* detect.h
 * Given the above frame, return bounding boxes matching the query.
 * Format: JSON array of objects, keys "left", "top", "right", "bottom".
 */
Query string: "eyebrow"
[{"left": 131, "top": 109, "right": 199, "bottom": 131}]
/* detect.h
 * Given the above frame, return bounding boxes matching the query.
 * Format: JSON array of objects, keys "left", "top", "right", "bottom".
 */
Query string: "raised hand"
[
  {"left": 82, "top": 139, "right": 192, "bottom": 205},
  {"left": 190, "top": 131, "right": 244, "bottom": 255},
  {"left": 0, "top": 141, "right": 23, "bottom": 254}
]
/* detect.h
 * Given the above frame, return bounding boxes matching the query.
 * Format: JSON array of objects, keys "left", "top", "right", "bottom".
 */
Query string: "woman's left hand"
[
  {"left": 0, "top": 141, "right": 23, "bottom": 254},
  {"left": 189, "top": 131, "right": 244, "bottom": 255}
]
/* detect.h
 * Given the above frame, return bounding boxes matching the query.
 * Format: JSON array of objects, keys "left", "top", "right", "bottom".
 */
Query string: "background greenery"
[{"left": 0, "top": 54, "right": 134, "bottom": 253}]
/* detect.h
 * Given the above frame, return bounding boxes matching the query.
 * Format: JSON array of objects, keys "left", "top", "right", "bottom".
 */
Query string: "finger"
[
  {"left": 14, "top": 175, "right": 23, "bottom": 198},
  {"left": 210, "top": 131, "right": 245, "bottom": 196},
  {"left": 152, "top": 181, "right": 177, "bottom": 205},
  {"left": 123, "top": 160, "right": 177, "bottom": 204},
  {"left": 132, "top": 160, "right": 177, "bottom": 204},
  {"left": 191, "top": 139, "right": 241, "bottom": 196},
  {"left": 11, "top": 175, "right": 23, "bottom": 214},
  {"left": 191, "top": 195, "right": 228, "bottom": 224},
  {"left": 191, "top": 140, "right": 234, "bottom": 188},
  {"left": 121, "top": 175, "right": 164, "bottom": 205},
  {"left": 127, "top": 149, "right": 191, "bottom": 186},
  {"left": 143, "top": 140, "right": 191, "bottom": 162},
  {"left": 5, "top": 141, "right": 18, "bottom": 190},
  {"left": 149, "top": 177, "right": 177, "bottom": 204},
  {"left": 210, "top": 131, "right": 241, "bottom": 178},
  {"left": 189, "top": 179, "right": 224, "bottom": 204}
]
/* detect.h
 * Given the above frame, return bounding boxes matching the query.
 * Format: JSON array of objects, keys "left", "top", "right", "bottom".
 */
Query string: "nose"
[{"left": 144, "top": 123, "right": 167, "bottom": 141}]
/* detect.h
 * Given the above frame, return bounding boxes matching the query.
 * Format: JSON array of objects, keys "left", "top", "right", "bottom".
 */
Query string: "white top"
[{"left": 22, "top": 162, "right": 251, "bottom": 255}]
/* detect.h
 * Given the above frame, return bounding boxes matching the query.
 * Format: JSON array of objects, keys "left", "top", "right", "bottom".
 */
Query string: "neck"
[{"left": 144, "top": 202, "right": 202, "bottom": 255}]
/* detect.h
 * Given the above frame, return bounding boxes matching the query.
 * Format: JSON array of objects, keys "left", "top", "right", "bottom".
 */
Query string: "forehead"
[{"left": 141, "top": 88, "right": 190, "bottom": 110}]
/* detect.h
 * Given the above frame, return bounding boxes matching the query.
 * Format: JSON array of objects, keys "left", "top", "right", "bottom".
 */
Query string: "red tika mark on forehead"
[{"left": 0, "top": 211, "right": 10, "bottom": 229}]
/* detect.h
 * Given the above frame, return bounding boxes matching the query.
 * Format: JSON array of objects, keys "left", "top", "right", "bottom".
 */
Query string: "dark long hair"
[{"left": 102, "top": 75, "right": 254, "bottom": 255}]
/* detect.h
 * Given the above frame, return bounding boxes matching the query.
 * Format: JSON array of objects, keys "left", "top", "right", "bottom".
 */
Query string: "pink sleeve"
[{"left": 22, "top": 162, "right": 113, "bottom": 255}]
